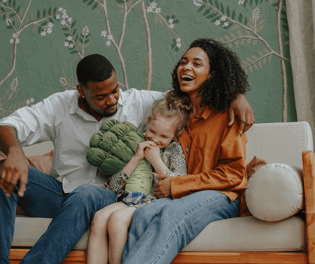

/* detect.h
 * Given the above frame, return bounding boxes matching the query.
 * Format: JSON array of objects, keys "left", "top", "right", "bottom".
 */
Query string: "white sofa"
[{"left": 10, "top": 121, "right": 314, "bottom": 263}]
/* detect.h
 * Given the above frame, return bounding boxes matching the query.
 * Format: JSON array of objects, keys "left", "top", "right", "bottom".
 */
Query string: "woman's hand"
[
  {"left": 154, "top": 173, "right": 172, "bottom": 198},
  {"left": 228, "top": 94, "right": 255, "bottom": 134}
]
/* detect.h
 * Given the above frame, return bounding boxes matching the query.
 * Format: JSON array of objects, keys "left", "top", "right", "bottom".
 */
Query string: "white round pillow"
[{"left": 245, "top": 163, "right": 304, "bottom": 222}]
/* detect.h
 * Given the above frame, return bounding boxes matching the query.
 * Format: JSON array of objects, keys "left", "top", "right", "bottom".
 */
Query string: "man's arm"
[
  {"left": 228, "top": 94, "right": 255, "bottom": 134},
  {"left": 0, "top": 126, "right": 28, "bottom": 197}
]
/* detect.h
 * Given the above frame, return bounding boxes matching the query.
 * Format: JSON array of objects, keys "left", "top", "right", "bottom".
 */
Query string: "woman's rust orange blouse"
[{"left": 171, "top": 106, "right": 247, "bottom": 202}]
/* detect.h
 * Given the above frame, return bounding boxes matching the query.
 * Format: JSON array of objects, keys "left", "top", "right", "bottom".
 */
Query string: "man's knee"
[{"left": 67, "top": 185, "right": 116, "bottom": 210}]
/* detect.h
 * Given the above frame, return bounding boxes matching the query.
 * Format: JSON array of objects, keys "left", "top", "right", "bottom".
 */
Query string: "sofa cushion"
[
  {"left": 12, "top": 215, "right": 305, "bottom": 252},
  {"left": 245, "top": 163, "right": 304, "bottom": 221},
  {"left": 182, "top": 215, "right": 306, "bottom": 252}
]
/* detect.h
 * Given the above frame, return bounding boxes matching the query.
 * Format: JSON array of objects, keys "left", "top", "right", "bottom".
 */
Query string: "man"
[{"left": 0, "top": 54, "right": 254, "bottom": 264}]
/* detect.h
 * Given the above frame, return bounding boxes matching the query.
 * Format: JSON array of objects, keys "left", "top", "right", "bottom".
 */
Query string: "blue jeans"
[
  {"left": 123, "top": 190, "right": 240, "bottom": 264},
  {"left": 0, "top": 166, "right": 116, "bottom": 264}
]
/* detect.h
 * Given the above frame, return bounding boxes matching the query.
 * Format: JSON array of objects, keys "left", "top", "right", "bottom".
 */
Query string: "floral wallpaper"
[{"left": 0, "top": 0, "right": 295, "bottom": 123}]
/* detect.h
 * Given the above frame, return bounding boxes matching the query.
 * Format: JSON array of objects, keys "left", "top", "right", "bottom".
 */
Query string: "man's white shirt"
[{"left": 0, "top": 89, "right": 164, "bottom": 193}]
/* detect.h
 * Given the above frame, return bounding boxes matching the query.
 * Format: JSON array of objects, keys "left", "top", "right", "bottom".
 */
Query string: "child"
[{"left": 86, "top": 91, "right": 190, "bottom": 264}]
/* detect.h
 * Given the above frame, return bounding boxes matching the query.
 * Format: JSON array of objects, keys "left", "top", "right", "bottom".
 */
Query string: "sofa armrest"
[{"left": 302, "top": 150, "right": 315, "bottom": 263}]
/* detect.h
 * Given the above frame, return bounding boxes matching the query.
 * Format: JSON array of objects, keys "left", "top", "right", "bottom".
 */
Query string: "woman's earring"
[{"left": 82, "top": 95, "right": 85, "bottom": 98}]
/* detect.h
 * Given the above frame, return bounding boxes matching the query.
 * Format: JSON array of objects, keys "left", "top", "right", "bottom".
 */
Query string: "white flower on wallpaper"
[
  {"left": 238, "top": 0, "right": 245, "bottom": 4},
  {"left": 252, "top": 7, "right": 260, "bottom": 21},
  {"left": 82, "top": 26, "right": 89, "bottom": 36},
  {"left": 10, "top": 33, "right": 19, "bottom": 44},
  {"left": 26, "top": 98, "right": 35, "bottom": 106},
  {"left": 146, "top": 1, "right": 162, "bottom": 14},
  {"left": 11, "top": 77, "right": 18, "bottom": 90},
  {"left": 215, "top": 20, "right": 221, "bottom": 26},
  {"left": 105, "top": 33, "right": 112, "bottom": 47},
  {"left": 40, "top": 22, "right": 54, "bottom": 37},
  {"left": 193, "top": 0, "right": 203, "bottom": 7},
  {"left": 101, "top": 30, "right": 107, "bottom": 37}
]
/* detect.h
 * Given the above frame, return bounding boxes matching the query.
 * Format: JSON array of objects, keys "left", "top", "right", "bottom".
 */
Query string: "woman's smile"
[{"left": 177, "top": 47, "right": 211, "bottom": 95}]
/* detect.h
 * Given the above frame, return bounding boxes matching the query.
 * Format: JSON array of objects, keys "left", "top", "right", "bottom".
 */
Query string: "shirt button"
[{"left": 185, "top": 148, "right": 189, "bottom": 153}]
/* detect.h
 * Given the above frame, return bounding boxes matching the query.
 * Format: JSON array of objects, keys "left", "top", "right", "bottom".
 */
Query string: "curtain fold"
[{"left": 286, "top": 0, "right": 315, "bottom": 147}]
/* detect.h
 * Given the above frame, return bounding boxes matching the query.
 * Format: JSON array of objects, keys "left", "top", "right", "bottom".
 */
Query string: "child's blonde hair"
[{"left": 146, "top": 91, "right": 191, "bottom": 138}]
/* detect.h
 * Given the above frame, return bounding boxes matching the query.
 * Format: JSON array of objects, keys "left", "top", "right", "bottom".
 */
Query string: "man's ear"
[{"left": 77, "top": 85, "right": 85, "bottom": 98}]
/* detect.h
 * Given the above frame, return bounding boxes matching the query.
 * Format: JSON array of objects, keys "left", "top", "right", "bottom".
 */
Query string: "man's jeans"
[
  {"left": 123, "top": 190, "right": 240, "bottom": 264},
  {"left": 0, "top": 166, "right": 116, "bottom": 264}
]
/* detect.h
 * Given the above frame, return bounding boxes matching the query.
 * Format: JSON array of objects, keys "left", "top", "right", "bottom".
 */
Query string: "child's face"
[{"left": 145, "top": 115, "right": 177, "bottom": 149}]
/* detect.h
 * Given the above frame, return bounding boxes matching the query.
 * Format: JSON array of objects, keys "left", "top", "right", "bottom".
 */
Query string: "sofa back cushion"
[{"left": 246, "top": 121, "right": 313, "bottom": 168}]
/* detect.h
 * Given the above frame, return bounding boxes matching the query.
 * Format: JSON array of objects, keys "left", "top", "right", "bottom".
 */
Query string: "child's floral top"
[{"left": 103, "top": 140, "right": 187, "bottom": 207}]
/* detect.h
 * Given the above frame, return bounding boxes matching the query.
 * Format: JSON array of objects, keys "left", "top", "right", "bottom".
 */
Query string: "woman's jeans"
[
  {"left": 0, "top": 166, "right": 116, "bottom": 264},
  {"left": 123, "top": 190, "right": 240, "bottom": 264}
]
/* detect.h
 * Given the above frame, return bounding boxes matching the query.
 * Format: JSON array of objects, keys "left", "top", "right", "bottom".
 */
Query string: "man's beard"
[{"left": 102, "top": 105, "right": 118, "bottom": 117}]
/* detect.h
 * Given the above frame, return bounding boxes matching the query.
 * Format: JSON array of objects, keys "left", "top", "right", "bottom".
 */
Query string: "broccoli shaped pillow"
[{"left": 86, "top": 119, "right": 153, "bottom": 196}]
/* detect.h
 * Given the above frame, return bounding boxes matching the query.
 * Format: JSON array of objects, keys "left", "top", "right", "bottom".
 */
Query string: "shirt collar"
[
  {"left": 196, "top": 106, "right": 214, "bottom": 120},
  {"left": 69, "top": 91, "right": 79, "bottom": 115}
]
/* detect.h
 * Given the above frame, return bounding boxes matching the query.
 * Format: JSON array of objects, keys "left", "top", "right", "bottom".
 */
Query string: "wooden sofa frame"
[{"left": 9, "top": 150, "right": 315, "bottom": 264}]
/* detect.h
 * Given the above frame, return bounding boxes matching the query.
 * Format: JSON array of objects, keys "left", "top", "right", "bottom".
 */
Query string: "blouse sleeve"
[
  {"left": 108, "top": 169, "right": 129, "bottom": 194},
  {"left": 164, "top": 141, "right": 187, "bottom": 177}
]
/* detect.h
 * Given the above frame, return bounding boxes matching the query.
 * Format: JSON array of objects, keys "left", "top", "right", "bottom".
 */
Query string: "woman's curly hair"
[{"left": 171, "top": 38, "right": 251, "bottom": 112}]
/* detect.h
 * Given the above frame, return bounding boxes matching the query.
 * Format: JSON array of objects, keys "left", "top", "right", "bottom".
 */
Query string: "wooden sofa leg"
[{"left": 303, "top": 150, "right": 315, "bottom": 264}]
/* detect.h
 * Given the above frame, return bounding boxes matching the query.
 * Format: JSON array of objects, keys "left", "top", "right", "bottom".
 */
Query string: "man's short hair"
[{"left": 76, "top": 54, "right": 115, "bottom": 88}]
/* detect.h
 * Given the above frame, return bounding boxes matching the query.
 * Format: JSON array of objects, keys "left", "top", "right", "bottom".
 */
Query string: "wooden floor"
[{"left": 10, "top": 248, "right": 308, "bottom": 264}]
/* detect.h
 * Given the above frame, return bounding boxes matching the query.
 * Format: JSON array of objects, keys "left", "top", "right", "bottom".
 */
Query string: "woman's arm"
[{"left": 228, "top": 94, "right": 255, "bottom": 134}]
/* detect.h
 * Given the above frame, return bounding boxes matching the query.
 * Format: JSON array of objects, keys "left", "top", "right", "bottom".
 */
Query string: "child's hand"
[
  {"left": 144, "top": 144, "right": 160, "bottom": 163},
  {"left": 134, "top": 141, "right": 157, "bottom": 160}
]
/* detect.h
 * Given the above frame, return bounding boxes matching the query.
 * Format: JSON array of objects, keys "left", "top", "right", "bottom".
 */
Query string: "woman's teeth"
[{"left": 181, "top": 75, "right": 193, "bottom": 81}]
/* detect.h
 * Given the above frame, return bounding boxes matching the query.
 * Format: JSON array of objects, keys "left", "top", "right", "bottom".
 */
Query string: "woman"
[{"left": 122, "top": 38, "right": 250, "bottom": 264}]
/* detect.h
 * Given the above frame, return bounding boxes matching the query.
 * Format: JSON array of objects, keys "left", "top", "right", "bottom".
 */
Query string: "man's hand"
[
  {"left": 0, "top": 153, "right": 28, "bottom": 197},
  {"left": 154, "top": 173, "right": 172, "bottom": 198},
  {"left": 228, "top": 94, "right": 255, "bottom": 134}
]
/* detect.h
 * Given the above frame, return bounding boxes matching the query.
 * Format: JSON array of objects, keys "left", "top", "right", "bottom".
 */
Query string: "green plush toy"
[{"left": 86, "top": 119, "right": 153, "bottom": 196}]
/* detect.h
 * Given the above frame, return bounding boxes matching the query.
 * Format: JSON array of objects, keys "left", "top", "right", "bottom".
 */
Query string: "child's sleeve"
[
  {"left": 164, "top": 141, "right": 187, "bottom": 177},
  {"left": 107, "top": 169, "right": 129, "bottom": 194}
]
